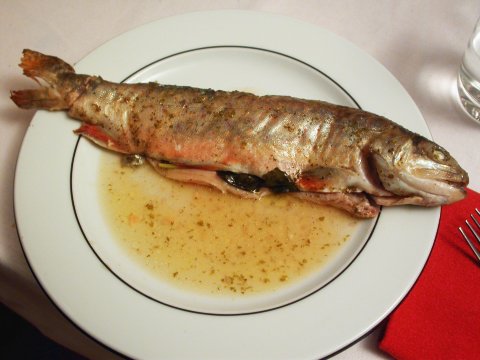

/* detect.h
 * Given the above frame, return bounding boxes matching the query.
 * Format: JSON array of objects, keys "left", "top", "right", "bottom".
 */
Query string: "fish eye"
[{"left": 432, "top": 148, "right": 446, "bottom": 162}]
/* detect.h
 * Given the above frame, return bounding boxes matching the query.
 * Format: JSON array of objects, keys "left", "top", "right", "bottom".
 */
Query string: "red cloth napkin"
[{"left": 379, "top": 188, "right": 480, "bottom": 359}]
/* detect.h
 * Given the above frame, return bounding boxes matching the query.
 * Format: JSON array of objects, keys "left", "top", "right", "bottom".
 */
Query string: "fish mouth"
[
  {"left": 403, "top": 159, "right": 469, "bottom": 203},
  {"left": 429, "top": 180, "right": 467, "bottom": 203},
  {"left": 400, "top": 170, "right": 468, "bottom": 205},
  {"left": 411, "top": 164, "right": 469, "bottom": 186}
]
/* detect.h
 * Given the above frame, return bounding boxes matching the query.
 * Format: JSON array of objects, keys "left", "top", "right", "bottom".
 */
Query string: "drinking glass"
[{"left": 458, "top": 17, "right": 480, "bottom": 124}]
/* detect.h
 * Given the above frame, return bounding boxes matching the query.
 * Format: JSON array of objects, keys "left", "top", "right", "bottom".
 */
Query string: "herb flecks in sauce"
[{"left": 99, "top": 152, "right": 358, "bottom": 295}]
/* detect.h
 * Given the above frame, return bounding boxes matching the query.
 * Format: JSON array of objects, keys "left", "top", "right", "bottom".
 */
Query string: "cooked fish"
[{"left": 11, "top": 49, "right": 469, "bottom": 218}]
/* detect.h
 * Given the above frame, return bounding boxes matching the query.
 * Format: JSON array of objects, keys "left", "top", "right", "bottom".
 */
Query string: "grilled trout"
[{"left": 11, "top": 50, "right": 469, "bottom": 218}]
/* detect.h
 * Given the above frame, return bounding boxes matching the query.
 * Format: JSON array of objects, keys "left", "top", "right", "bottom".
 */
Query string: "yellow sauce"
[{"left": 99, "top": 152, "right": 359, "bottom": 296}]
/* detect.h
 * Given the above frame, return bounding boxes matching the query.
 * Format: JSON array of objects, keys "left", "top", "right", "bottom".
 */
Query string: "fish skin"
[{"left": 10, "top": 50, "right": 469, "bottom": 218}]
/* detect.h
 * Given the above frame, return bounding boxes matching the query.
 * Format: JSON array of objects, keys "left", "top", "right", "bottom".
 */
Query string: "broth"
[{"left": 99, "top": 152, "right": 358, "bottom": 295}]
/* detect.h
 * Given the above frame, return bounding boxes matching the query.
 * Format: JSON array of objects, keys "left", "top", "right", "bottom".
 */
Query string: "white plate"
[{"left": 14, "top": 10, "right": 439, "bottom": 359}]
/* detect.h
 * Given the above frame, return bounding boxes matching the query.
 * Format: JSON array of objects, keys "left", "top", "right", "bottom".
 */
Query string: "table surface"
[{"left": 1, "top": 1, "right": 479, "bottom": 359}]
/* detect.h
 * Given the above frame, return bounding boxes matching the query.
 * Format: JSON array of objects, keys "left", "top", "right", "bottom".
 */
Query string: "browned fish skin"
[
  {"left": 11, "top": 50, "right": 469, "bottom": 218},
  {"left": 71, "top": 82, "right": 383, "bottom": 178}
]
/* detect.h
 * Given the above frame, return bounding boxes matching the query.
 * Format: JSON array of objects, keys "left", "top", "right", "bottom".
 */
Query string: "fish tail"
[
  {"left": 19, "top": 49, "right": 75, "bottom": 84},
  {"left": 10, "top": 87, "right": 66, "bottom": 110},
  {"left": 11, "top": 49, "right": 84, "bottom": 110}
]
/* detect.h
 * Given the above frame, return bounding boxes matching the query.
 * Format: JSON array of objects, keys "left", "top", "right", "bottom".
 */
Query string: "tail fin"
[
  {"left": 10, "top": 88, "right": 64, "bottom": 110},
  {"left": 10, "top": 49, "right": 78, "bottom": 110},
  {"left": 20, "top": 49, "right": 75, "bottom": 85}
]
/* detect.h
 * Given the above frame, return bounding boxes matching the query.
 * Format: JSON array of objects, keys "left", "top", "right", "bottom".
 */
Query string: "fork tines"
[{"left": 459, "top": 208, "right": 480, "bottom": 263}]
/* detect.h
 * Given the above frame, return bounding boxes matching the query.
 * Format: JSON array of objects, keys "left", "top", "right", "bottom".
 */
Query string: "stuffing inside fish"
[{"left": 11, "top": 50, "right": 469, "bottom": 218}]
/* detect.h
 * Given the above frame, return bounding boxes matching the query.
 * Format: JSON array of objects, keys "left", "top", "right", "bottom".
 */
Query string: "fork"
[{"left": 459, "top": 208, "right": 480, "bottom": 263}]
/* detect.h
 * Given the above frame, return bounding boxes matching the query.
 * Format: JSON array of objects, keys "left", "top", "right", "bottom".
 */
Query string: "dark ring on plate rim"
[{"left": 70, "top": 45, "right": 381, "bottom": 316}]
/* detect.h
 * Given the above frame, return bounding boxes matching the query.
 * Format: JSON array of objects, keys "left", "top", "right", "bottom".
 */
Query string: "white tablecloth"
[{"left": 1, "top": 1, "right": 479, "bottom": 359}]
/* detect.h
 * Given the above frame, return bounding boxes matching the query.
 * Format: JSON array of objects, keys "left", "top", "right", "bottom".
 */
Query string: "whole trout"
[{"left": 11, "top": 50, "right": 469, "bottom": 218}]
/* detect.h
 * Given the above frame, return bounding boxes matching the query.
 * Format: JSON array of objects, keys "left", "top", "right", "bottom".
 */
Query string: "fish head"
[{"left": 371, "top": 134, "right": 468, "bottom": 205}]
